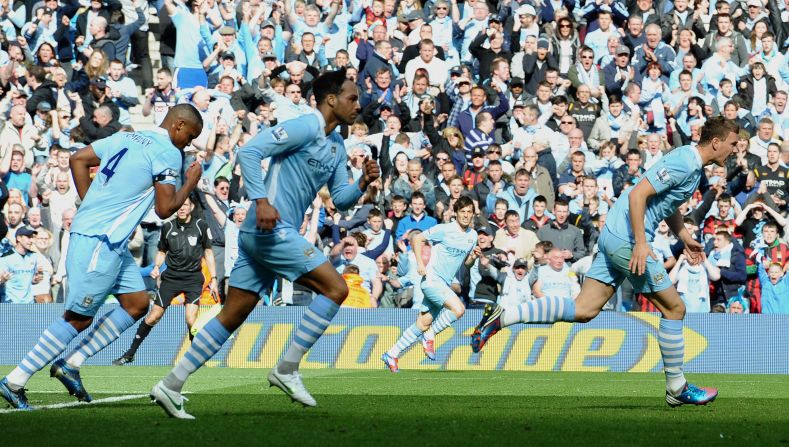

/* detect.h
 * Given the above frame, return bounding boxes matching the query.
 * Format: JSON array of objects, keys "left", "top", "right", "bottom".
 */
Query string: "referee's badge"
[{"left": 188, "top": 236, "right": 198, "bottom": 246}]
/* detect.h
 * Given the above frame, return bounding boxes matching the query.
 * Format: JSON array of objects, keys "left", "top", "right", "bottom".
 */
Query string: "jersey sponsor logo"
[
  {"left": 272, "top": 126, "right": 288, "bottom": 142},
  {"left": 307, "top": 158, "right": 334, "bottom": 173},
  {"left": 188, "top": 236, "right": 198, "bottom": 246},
  {"left": 656, "top": 168, "right": 670, "bottom": 183}
]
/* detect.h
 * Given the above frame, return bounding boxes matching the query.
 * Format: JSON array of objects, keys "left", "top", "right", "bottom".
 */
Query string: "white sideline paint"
[{"left": 0, "top": 394, "right": 148, "bottom": 414}]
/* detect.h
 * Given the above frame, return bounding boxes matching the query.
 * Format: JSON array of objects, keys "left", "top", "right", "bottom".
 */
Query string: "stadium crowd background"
[{"left": 0, "top": 0, "right": 787, "bottom": 314}]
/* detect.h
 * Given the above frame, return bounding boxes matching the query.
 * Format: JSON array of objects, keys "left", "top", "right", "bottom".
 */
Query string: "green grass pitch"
[{"left": 2, "top": 367, "right": 788, "bottom": 446}]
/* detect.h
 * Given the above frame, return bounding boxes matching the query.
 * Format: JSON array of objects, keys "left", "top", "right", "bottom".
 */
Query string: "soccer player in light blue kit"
[
  {"left": 152, "top": 69, "right": 381, "bottom": 419},
  {"left": 0, "top": 105, "right": 204, "bottom": 410},
  {"left": 382, "top": 196, "right": 480, "bottom": 372},
  {"left": 471, "top": 117, "right": 741, "bottom": 407}
]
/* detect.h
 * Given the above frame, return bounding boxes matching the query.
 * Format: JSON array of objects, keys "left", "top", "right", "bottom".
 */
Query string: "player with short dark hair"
[
  {"left": 382, "top": 196, "right": 480, "bottom": 372},
  {"left": 472, "top": 116, "right": 740, "bottom": 407},
  {"left": 152, "top": 69, "right": 381, "bottom": 418},
  {"left": 0, "top": 104, "right": 204, "bottom": 410}
]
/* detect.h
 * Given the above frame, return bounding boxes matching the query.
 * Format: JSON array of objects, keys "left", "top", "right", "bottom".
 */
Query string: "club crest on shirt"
[
  {"left": 653, "top": 272, "right": 665, "bottom": 283},
  {"left": 331, "top": 145, "right": 337, "bottom": 155},
  {"left": 304, "top": 247, "right": 316, "bottom": 258},
  {"left": 656, "top": 168, "right": 670, "bottom": 184},
  {"left": 188, "top": 236, "right": 198, "bottom": 246},
  {"left": 272, "top": 126, "right": 288, "bottom": 142},
  {"left": 82, "top": 296, "right": 94, "bottom": 307}
]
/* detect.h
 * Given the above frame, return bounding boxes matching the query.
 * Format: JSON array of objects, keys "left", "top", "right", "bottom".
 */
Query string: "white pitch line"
[{"left": 0, "top": 394, "right": 148, "bottom": 414}]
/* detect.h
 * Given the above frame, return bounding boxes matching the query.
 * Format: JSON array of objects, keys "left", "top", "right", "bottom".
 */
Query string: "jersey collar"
[
  {"left": 313, "top": 109, "right": 329, "bottom": 139},
  {"left": 691, "top": 146, "right": 703, "bottom": 169}
]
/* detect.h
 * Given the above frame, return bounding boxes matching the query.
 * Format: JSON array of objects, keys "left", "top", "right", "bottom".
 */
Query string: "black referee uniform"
[{"left": 155, "top": 217, "right": 212, "bottom": 307}]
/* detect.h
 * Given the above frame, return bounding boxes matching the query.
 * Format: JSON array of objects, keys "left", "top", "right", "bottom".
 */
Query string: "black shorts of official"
[{"left": 154, "top": 269, "right": 204, "bottom": 308}]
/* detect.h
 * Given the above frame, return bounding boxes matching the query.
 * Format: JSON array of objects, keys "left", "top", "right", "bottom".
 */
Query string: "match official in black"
[{"left": 113, "top": 198, "right": 218, "bottom": 365}]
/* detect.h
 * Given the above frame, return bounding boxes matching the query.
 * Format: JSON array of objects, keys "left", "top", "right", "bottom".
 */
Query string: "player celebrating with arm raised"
[
  {"left": 0, "top": 105, "right": 204, "bottom": 410},
  {"left": 471, "top": 116, "right": 741, "bottom": 407},
  {"left": 382, "top": 196, "right": 480, "bottom": 372},
  {"left": 152, "top": 68, "right": 381, "bottom": 419}
]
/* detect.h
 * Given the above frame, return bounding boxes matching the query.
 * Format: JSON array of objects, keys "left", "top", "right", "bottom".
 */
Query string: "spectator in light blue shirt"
[{"left": 0, "top": 227, "right": 46, "bottom": 304}]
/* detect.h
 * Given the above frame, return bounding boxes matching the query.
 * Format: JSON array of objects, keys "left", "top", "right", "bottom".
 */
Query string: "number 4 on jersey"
[{"left": 101, "top": 148, "right": 128, "bottom": 183}]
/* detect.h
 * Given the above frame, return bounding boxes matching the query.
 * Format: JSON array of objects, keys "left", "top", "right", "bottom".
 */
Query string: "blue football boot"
[
  {"left": 0, "top": 377, "right": 31, "bottom": 410},
  {"left": 50, "top": 359, "right": 92, "bottom": 402},
  {"left": 665, "top": 382, "right": 718, "bottom": 407}
]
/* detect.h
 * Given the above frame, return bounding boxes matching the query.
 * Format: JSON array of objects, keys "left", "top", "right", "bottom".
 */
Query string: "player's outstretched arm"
[
  {"left": 627, "top": 179, "right": 658, "bottom": 276},
  {"left": 153, "top": 162, "right": 202, "bottom": 219},
  {"left": 69, "top": 146, "right": 101, "bottom": 200},
  {"left": 329, "top": 156, "right": 380, "bottom": 211}
]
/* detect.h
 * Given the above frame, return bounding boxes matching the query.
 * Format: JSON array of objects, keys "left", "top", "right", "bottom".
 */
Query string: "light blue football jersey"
[
  {"left": 70, "top": 129, "right": 182, "bottom": 245},
  {"left": 237, "top": 110, "right": 363, "bottom": 233},
  {"left": 605, "top": 145, "right": 703, "bottom": 243},
  {"left": 422, "top": 222, "right": 477, "bottom": 285}
]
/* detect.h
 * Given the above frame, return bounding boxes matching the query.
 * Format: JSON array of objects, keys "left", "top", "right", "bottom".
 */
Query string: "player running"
[
  {"left": 382, "top": 196, "right": 479, "bottom": 372},
  {"left": 471, "top": 116, "right": 740, "bottom": 407},
  {"left": 151, "top": 69, "right": 380, "bottom": 419},
  {"left": 113, "top": 197, "right": 218, "bottom": 366},
  {"left": 0, "top": 105, "right": 203, "bottom": 410}
]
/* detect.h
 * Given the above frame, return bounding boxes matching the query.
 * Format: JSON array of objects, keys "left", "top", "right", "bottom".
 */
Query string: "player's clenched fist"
[
  {"left": 184, "top": 161, "right": 203, "bottom": 188},
  {"left": 360, "top": 156, "right": 380, "bottom": 189},
  {"left": 256, "top": 198, "right": 280, "bottom": 231}
]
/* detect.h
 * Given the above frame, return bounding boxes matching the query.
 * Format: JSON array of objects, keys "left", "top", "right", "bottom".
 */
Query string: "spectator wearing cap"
[
  {"left": 603, "top": 44, "right": 635, "bottom": 97},
  {"left": 21, "top": 6, "right": 57, "bottom": 53},
  {"left": 162, "top": 0, "right": 207, "bottom": 88},
  {"left": 1, "top": 104, "right": 40, "bottom": 168},
  {"left": 0, "top": 226, "right": 48, "bottom": 304},
  {"left": 740, "top": 0, "right": 771, "bottom": 36},
  {"left": 522, "top": 37, "right": 558, "bottom": 93},
  {"left": 508, "top": 4, "right": 539, "bottom": 52},
  {"left": 404, "top": 39, "right": 449, "bottom": 88},
  {"left": 469, "top": 29, "right": 512, "bottom": 83},
  {"left": 499, "top": 257, "right": 533, "bottom": 308},
  {"left": 402, "top": 10, "right": 427, "bottom": 46},
  {"left": 584, "top": 9, "right": 620, "bottom": 63},
  {"left": 398, "top": 24, "right": 447, "bottom": 73},
  {"left": 469, "top": 224, "right": 507, "bottom": 307},
  {"left": 77, "top": 77, "right": 121, "bottom": 125},
  {"left": 241, "top": 18, "right": 283, "bottom": 79}
]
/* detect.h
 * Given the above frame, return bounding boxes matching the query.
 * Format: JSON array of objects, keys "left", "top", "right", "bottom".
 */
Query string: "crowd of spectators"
[{"left": 0, "top": 0, "right": 787, "bottom": 314}]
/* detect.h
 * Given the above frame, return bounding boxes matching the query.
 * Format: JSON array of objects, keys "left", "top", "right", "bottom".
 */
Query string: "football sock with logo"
[
  {"left": 65, "top": 308, "right": 136, "bottom": 369},
  {"left": 5, "top": 319, "right": 79, "bottom": 389}
]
